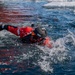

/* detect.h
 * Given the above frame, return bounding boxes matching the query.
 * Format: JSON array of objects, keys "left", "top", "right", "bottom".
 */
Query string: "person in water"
[{"left": 0, "top": 24, "right": 52, "bottom": 48}]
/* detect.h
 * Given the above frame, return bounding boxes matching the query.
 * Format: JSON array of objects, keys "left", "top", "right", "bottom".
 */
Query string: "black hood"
[{"left": 34, "top": 27, "right": 47, "bottom": 38}]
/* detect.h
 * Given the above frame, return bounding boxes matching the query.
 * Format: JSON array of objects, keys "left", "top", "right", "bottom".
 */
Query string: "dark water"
[{"left": 0, "top": 0, "right": 75, "bottom": 75}]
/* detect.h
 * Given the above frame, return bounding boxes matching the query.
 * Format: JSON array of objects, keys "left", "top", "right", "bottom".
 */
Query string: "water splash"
[
  {"left": 36, "top": 34, "right": 73, "bottom": 72},
  {"left": 67, "top": 29, "right": 75, "bottom": 45}
]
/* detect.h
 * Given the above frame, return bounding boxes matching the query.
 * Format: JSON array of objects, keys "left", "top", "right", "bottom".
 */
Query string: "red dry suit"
[
  {"left": 7, "top": 25, "right": 52, "bottom": 48},
  {"left": 8, "top": 26, "right": 33, "bottom": 38}
]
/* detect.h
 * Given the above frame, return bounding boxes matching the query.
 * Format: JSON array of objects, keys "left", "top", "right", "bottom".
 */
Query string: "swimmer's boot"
[
  {"left": 0, "top": 24, "right": 3, "bottom": 31},
  {"left": 0, "top": 24, "right": 8, "bottom": 31}
]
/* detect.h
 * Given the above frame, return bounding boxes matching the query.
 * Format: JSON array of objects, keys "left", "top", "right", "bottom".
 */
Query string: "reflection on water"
[
  {"left": 0, "top": 1, "right": 37, "bottom": 23},
  {"left": 0, "top": 37, "right": 38, "bottom": 73},
  {"left": 0, "top": 48, "right": 37, "bottom": 73}
]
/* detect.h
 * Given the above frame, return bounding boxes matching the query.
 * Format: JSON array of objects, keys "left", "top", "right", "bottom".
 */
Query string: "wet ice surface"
[{"left": 0, "top": 0, "right": 75, "bottom": 75}]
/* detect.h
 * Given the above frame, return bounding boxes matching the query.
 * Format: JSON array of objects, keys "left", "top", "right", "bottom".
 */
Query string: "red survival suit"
[{"left": 7, "top": 26, "right": 52, "bottom": 48}]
